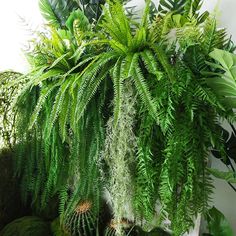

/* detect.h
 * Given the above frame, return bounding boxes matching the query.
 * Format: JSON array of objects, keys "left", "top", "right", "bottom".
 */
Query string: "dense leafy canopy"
[{"left": 1, "top": 0, "right": 236, "bottom": 235}]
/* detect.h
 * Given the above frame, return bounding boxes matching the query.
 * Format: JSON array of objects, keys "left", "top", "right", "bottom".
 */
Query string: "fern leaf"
[
  {"left": 134, "top": 145, "right": 156, "bottom": 220},
  {"left": 32, "top": 68, "right": 64, "bottom": 86},
  {"left": 140, "top": 49, "right": 163, "bottom": 80},
  {"left": 45, "top": 79, "right": 71, "bottom": 139},
  {"left": 140, "top": 0, "right": 152, "bottom": 28},
  {"left": 112, "top": 58, "right": 124, "bottom": 127},
  {"left": 202, "top": 17, "right": 227, "bottom": 54},
  {"left": 59, "top": 92, "right": 70, "bottom": 143},
  {"left": 49, "top": 52, "right": 70, "bottom": 69},
  {"left": 130, "top": 53, "right": 158, "bottom": 121},
  {"left": 29, "top": 82, "right": 60, "bottom": 129},
  {"left": 101, "top": 0, "right": 132, "bottom": 47},
  {"left": 72, "top": 52, "right": 117, "bottom": 125},
  {"left": 152, "top": 45, "right": 175, "bottom": 82},
  {"left": 74, "top": 65, "right": 110, "bottom": 124}
]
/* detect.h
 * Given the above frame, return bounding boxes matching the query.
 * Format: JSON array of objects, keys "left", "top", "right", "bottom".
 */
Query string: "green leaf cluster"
[{"left": 2, "top": 0, "right": 236, "bottom": 235}]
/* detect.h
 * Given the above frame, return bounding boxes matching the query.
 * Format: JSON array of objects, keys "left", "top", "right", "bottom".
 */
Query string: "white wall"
[
  {"left": 0, "top": 0, "right": 235, "bottom": 234},
  {"left": 0, "top": 0, "right": 43, "bottom": 72}
]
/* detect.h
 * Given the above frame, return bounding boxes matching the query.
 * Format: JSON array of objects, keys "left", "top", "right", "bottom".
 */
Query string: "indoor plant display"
[{"left": 1, "top": 0, "right": 236, "bottom": 235}]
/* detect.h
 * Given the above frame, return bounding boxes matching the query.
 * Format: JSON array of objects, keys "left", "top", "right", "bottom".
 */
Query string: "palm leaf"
[
  {"left": 39, "top": 0, "right": 78, "bottom": 28},
  {"left": 158, "top": 0, "right": 186, "bottom": 14}
]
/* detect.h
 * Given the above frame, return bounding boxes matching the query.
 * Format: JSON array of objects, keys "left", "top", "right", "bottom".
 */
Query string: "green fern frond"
[
  {"left": 202, "top": 17, "right": 228, "bottom": 55},
  {"left": 140, "top": 49, "right": 163, "bottom": 79},
  {"left": 130, "top": 54, "right": 157, "bottom": 121},
  {"left": 101, "top": 0, "right": 132, "bottom": 47},
  {"left": 152, "top": 45, "right": 175, "bottom": 82},
  {"left": 134, "top": 144, "right": 157, "bottom": 220},
  {"left": 29, "top": 82, "right": 60, "bottom": 129},
  {"left": 58, "top": 92, "right": 70, "bottom": 143},
  {"left": 112, "top": 58, "right": 124, "bottom": 127},
  {"left": 74, "top": 66, "right": 110, "bottom": 125},
  {"left": 44, "top": 79, "right": 71, "bottom": 139}
]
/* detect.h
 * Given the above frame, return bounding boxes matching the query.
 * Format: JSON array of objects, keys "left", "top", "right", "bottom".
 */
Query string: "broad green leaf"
[
  {"left": 208, "top": 168, "right": 236, "bottom": 183},
  {"left": 206, "top": 207, "right": 234, "bottom": 236},
  {"left": 209, "top": 49, "right": 236, "bottom": 70},
  {"left": 206, "top": 49, "right": 236, "bottom": 108}
]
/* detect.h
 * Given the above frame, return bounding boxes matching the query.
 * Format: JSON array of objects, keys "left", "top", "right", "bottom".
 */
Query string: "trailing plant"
[
  {"left": 5, "top": 0, "right": 236, "bottom": 235},
  {"left": 103, "top": 81, "right": 137, "bottom": 235}
]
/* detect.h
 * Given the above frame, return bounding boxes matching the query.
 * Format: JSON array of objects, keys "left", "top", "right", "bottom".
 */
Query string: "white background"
[{"left": 0, "top": 0, "right": 235, "bottom": 234}]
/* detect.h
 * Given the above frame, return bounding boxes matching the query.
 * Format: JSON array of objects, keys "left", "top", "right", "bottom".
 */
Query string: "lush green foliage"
[
  {"left": 210, "top": 123, "right": 236, "bottom": 191},
  {"left": 205, "top": 207, "right": 234, "bottom": 236},
  {"left": 2, "top": 0, "right": 236, "bottom": 235},
  {"left": 205, "top": 48, "right": 236, "bottom": 108},
  {"left": 208, "top": 168, "right": 236, "bottom": 183},
  {"left": 39, "top": 0, "right": 106, "bottom": 27}
]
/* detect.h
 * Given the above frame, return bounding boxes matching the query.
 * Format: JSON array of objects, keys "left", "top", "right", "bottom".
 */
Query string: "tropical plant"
[
  {"left": 204, "top": 48, "right": 236, "bottom": 191},
  {"left": 209, "top": 123, "right": 236, "bottom": 192},
  {"left": 3, "top": 0, "right": 236, "bottom": 235},
  {"left": 205, "top": 48, "right": 236, "bottom": 108},
  {"left": 203, "top": 207, "right": 234, "bottom": 236},
  {"left": 39, "top": 0, "right": 105, "bottom": 27}
]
